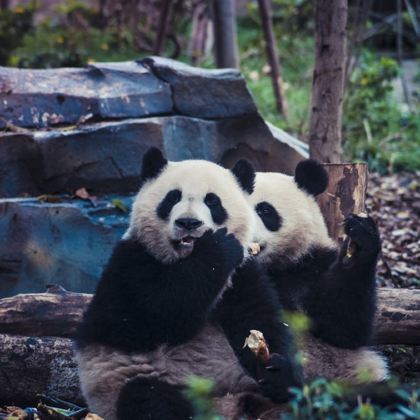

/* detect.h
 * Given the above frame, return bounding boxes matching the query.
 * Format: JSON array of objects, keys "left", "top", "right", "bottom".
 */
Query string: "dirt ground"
[
  {"left": 366, "top": 172, "right": 419, "bottom": 289},
  {"left": 366, "top": 171, "right": 420, "bottom": 385}
]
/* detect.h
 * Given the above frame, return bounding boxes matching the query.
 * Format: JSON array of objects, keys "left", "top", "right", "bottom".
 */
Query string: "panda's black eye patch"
[
  {"left": 255, "top": 201, "right": 282, "bottom": 232},
  {"left": 157, "top": 189, "right": 182, "bottom": 220},
  {"left": 205, "top": 193, "right": 227, "bottom": 225}
]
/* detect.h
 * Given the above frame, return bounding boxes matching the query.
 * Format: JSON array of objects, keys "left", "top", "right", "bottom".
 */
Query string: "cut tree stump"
[
  {"left": 0, "top": 288, "right": 419, "bottom": 344},
  {"left": 317, "top": 163, "right": 368, "bottom": 242}
]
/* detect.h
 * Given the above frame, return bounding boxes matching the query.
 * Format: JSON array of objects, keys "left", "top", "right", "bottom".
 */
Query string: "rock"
[
  {"left": 0, "top": 195, "right": 132, "bottom": 297},
  {"left": 142, "top": 56, "right": 257, "bottom": 118},
  {"left": 0, "top": 57, "right": 310, "bottom": 296},
  {"left": 0, "top": 61, "right": 173, "bottom": 129},
  {"left": 0, "top": 133, "right": 43, "bottom": 197},
  {"left": 0, "top": 116, "right": 307, "bottom": 197},
  {"left": 217, "top": 114, "right": 308, "bottom": 175}
]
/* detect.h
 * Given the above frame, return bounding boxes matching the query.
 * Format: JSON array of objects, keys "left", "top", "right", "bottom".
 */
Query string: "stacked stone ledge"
[{"left": 0, "top": 56, "right": 307, "bottom": 297}]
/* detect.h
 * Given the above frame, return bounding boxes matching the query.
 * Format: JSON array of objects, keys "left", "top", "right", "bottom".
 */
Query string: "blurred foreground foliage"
[
  {"left": 0, "top": 0, "right": 418, "bottom": 173},
  {"left": 185, "top": 375, "right": 420, "bottom": 420}
]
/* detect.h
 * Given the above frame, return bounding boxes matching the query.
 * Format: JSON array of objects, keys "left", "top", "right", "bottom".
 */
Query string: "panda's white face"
[
  {"left": 126, "top": 160, "right": 255, "bottom": 264},
  {"left": 251, "top": 172, "right": 334, "bottom": 265}
]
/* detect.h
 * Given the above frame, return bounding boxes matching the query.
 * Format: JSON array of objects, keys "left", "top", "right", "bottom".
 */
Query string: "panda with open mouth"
[
  {"left": 248, "top": 159, "right": 388, "bottom": 384},
  {"left": 75, "top": 148, "right": 301, "bottom": 420}
]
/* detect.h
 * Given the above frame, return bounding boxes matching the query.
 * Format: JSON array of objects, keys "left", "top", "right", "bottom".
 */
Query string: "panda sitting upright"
[
  {"left": 248, "top": 159, "right": 388, "bottom": 383},
  {"left": 75, "top": 148, "right": 300, "bottom": 420}
]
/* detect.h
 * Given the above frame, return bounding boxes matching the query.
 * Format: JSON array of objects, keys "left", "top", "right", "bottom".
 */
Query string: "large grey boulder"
[
  {"left": 0, "top": 57, "right": 309, "bottom": 295},
  {"left": 141, "top": 56, "right": 257, "bottom": 118},
  {"left": 0, "top": 195, "right": 131, "bottom": 297},
  {"left": 0, "top": 61, "right": 172, "bottom": 128}
]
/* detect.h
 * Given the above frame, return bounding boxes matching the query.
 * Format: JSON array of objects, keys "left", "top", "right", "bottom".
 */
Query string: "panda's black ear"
[
  {"left": 294, "top": 159, "right": 329, "bottom": 196},
  {"left": 231, "top": 159, "right": 255, "bottom": 194},
  {"left": 141, "top": 147, "right": 168, "bottom": 182}
]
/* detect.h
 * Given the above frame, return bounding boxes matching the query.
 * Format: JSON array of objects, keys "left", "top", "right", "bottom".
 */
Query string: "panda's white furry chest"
[{"left": 76, "top": 323, "right": 257, "bottom": 420}]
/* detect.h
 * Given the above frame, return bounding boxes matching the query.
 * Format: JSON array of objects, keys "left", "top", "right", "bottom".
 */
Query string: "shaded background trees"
[{"left": 1, "top": 0, "right": 417, "bottom": 172}]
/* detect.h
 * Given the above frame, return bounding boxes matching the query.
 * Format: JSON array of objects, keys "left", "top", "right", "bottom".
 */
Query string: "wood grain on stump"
[{"left": 317, "top": 163, "right": 368, "bottom": 242}]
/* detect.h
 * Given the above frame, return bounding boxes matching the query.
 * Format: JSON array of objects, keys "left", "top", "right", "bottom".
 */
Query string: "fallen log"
[
  {"left": 0, "top": 287, "right": 419, "bottom": 345},
  {"left": 0, "top": 285, "right": 91, "bottom": 338},
  {"left": 0, "top": 333, "right": 82, "bottom": 405},
  {"left": 375, "top": 287, "right": 420, "bottom": 345},
  {"left": 0, "top": 287, "right": 419, "bottom": 404}
]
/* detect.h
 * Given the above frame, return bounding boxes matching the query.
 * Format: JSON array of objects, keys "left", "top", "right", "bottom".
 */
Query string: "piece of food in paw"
[
  {"left": 244, "top": 329, "right": 270, "bottom": 363},
  {"left": 345, "top": 239, "right": 357, "bottom": 259},
  {"left": 249, "top": 242, "right": 261, "bottom": 256}
]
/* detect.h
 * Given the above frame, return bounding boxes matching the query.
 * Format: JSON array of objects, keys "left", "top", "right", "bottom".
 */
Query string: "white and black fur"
[
  {"left": 75, "top": 149, "right": 300, "bottom": 420},
  {"left": 249, "top": 159, "right": 388, "bottom": 384}
]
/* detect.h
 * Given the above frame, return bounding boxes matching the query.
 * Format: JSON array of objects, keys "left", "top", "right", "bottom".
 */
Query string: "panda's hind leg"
[{"left": 116, "top": 377, "right": 194, "bottom": 420}]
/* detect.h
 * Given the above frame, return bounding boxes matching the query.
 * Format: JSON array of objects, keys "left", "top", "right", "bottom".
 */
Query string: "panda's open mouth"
[
  {"left": 172, "top": 236, "right": 197, "bottom": 257},
  {"left": 173, "top": 236, "right": 196, "bottom": 248}
]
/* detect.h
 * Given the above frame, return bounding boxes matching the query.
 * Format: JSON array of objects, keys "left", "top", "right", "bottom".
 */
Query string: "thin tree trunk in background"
[
  {"left": 309, "top": 0, "right": 348, "bottom": 163},
  {"left": 154, "top": 0, "right": 173, "bottom": 55},
  {"left": 396, "top": 0, "right": 412, "bottom": 110},
  {"left": 257, "top": 0, "right": 288, "bottom": 117},
  {"left": 213, "top": 0, "right": 239, "bottom": 68},
  {"left": 345, "top": 0, "right": 373, "bottom": 86}
]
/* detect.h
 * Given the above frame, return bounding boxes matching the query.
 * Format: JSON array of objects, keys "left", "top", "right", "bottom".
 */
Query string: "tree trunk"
[
  {"left": 0, "top": 288, "right": 91, "bottom": 338},
  {"left": 317, "top": 163, "right": 368, "bottom": 241},
  {"left": 212, "top": 0, "right": 239, "bottom": 68},
  {"left": 309, "top": 0, "right": 348, "bottom": 163},
  {"left": 257, "top": 0, "right": 288, "bottom": 117},
  {"left": 0, "top": 334, "right": 82, "bottom": 405},
  {"left": 0, "top": 287, "right": 419, "bottom": 404},
  {"left": 0, "top": 0, "right": 9, "bottom": 10},
  {"left": 0, "top": 288, "right": 419, "bottom": 344},
  {"left": 154, "top": 0, "right": 173, "bottom": 55},
  {"left": 375, "top": 288, "right": 420, "bottom": 345}
]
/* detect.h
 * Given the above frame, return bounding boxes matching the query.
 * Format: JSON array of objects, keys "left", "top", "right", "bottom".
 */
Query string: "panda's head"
[
  {"left": 249, "top": 159, "right": 336, "bottom": 265},
  {"left": 125, "top": 148, "right": 256, "bottom": 263}
]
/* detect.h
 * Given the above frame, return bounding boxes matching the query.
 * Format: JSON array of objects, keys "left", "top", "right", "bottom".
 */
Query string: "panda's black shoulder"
[{"left": 75, "top": 238, "right": 161, "bottom": 350}]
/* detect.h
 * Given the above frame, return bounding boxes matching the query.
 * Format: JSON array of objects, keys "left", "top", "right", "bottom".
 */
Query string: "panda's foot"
[
  {"left": 117, "top": 377, "right": 194, "bottom": 420},
  {"left": 343, "top": 214, "right": 381, "bottom": 263},
  {"left": 258, "top": 353, "right": 300, "bottom": 404}
]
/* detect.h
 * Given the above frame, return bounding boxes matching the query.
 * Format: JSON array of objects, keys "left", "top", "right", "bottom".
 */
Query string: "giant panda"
[
  {"left": 75, "top": 148, "right": 300, "bottom": 420},
  {"left": 247, "top": 159, "right": 388, "bottom": 384}
]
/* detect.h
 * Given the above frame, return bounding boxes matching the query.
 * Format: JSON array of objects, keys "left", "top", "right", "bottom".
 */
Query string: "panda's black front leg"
[
  {"left": 218, "top": 259, "right": 302, "bottom": 403},
  {"left": 307, "top": 214, "right": 381, "bottom": 349}
]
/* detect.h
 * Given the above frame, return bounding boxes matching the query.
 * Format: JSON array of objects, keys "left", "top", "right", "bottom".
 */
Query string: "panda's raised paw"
[
  {"left": 343, "top": 214, "right": 381, "bottom": 260},
  {"left": 195, "top": 228, "right": 244, "bottom": 268}
]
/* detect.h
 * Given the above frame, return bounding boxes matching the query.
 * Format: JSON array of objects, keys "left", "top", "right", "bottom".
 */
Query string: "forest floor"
[
  {"left": 367, "top": 172, "right": 419, "bottom": 289},
  {"left": 367, "top": 171, "right": 420, "bottom": 385}
]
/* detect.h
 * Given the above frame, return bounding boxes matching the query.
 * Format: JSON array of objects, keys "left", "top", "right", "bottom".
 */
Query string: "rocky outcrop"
[
  {"left": 0, "top": 195, "right": 131, "bottom": 297},
  {"left": 0, "top": 61, "right": 172, "bottom": 128},
  {"left": 0, "top": 57, "right": 308, "bottom": 295}
]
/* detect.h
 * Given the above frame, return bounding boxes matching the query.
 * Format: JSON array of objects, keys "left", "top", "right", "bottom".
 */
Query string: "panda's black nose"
[{"left": 175, "top": 218, "right": 203, "bottom": 231}]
